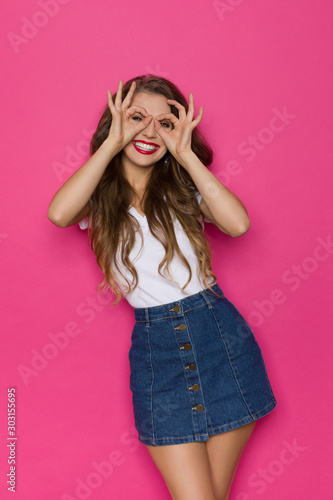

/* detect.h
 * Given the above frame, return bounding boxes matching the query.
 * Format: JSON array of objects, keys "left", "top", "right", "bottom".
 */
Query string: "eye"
[{"left": 131, "top": 115, "right": 172, "bottom": 128}]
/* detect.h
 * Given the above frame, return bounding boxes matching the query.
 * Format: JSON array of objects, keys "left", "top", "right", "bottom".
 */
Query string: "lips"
[{"left": 132, "top": 140, "right": 160, "bottom": 155}]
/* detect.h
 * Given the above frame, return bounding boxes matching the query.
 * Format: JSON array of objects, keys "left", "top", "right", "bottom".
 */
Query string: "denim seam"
[
  {"left": 135, "top": 297, "right": 221, "bottom": 323},
  {"left": 138, "top": 399, "right": 276, "bottom": 442},
  {"left": 209, "top": 303, "right": 255, "bottom": 418},
  {"left": 257, "top": 350, "right": 276, "bottom": 400},
  {"left": 185, "top": 315, "right": 209, "bottom": 433},
  {"left": 172, "top": 320, "right": 196, "bottom": 429},
  {"left": 139, "top": 433, "right": 210, "bottom": 441},
  {"left": 146, "top": 322, "right": 155, "bottom": 441},
  {"left": 208, "top": 400, "right": 277, "bottom": 431},
  {"left": 186, "top": 305, "right": 220, "bottom": 431}
]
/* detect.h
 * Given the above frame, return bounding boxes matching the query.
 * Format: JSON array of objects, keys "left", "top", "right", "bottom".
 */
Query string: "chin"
[{"left": 127, "top": 152, "right": 165, "bottom": 166}]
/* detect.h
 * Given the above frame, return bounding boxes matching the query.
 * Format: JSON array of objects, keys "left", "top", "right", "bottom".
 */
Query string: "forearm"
[
  {"left": 178, "top": 150, "right": 250, "bottom": 235},
  {"left": 47, "top": 139, "right": 120, "bottom": 227}
]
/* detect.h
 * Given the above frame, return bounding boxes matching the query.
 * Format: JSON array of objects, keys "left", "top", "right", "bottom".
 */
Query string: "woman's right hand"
[{"left": 105, "top": 79, "right": 152, "bottom": 152}]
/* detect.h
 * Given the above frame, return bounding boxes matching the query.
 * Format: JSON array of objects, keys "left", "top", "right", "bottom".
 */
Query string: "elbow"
[
  {"left": 231, "top": 218, "right": 251, "bottom": 238},
  {"left": 47, "top": 206, "right": 68, "bottom": 228}
]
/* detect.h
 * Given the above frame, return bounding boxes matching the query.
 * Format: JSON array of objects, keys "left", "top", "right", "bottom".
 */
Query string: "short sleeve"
[
  {"left": 195, "top": 192, "right": 211, "bottom": 223},
  {"left": 78, "top": 197, "right": 93, "bottom": 230}
]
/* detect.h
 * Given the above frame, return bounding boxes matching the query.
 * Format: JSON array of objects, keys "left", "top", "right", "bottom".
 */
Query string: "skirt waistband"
[{"left": 133, "top": 282, "right": 224, "bottom": 323}]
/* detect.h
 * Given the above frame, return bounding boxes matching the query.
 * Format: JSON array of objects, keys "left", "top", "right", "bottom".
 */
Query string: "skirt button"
[
  {"left": 169, "top": 304, "right": 181, "bottom": 312},
  {"left": 191, "top": 384, "right": 200, "bottom": 391},
  {"left": 175, "top": 323, "right": 186, "bottom": 331},
  {"left": 193, "top": 404, "right": 204, "bottom": 412},
  {"left": 189, "top": 363, "right": 196, "bottom": 370},
  {"left": 180, "top": 343, "right": 191, "bottom": 350}
]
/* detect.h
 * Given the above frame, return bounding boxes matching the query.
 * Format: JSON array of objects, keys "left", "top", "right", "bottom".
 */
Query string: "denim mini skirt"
[{"left": 129, "top": 282, "right": 277, "bottom": 446}]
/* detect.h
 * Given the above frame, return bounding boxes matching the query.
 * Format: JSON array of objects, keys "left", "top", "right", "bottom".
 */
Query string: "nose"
[{"left": 142, "top": 117, "right": 158, "bottom": 138}]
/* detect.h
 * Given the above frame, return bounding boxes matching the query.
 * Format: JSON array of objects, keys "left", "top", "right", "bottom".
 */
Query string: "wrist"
[
  {"left": 176, "top": 149, "right": 197, "bottom": 169},
  {"left": 101, "top": 137, "right": 123, "bottom": 157}
]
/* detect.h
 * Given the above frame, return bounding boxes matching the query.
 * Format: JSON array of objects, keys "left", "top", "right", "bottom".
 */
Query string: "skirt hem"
[{"left": 138, "top": 398, "right": 277, "bottom": 446}]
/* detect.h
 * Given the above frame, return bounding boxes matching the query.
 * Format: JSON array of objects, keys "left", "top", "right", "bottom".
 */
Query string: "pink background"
[{"left": 1, "top": 0, "right": 332, "bottom": 498}]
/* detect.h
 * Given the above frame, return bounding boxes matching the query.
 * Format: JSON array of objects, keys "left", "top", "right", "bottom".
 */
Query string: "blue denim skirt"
[{"left": 129, "top": 282, "right": 277, "bottom": 446}]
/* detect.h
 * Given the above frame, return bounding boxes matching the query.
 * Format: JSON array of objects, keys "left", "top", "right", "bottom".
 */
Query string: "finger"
[
  {"left": 133, "top": 114, "right": 153, "bottom": 128},
  {"left": 154, "top": 112, "right": 178, "bottom": 125},
  {"left": 127, "top": 109, "right": 153, "bottom": 130},
  {"left": 131, "top": 115, "right": 153, "bottom": 136},
  {"left": 125, "top": 106, "right": 150, "bottom": 123},
  {"left": 187, "top": 93, "right": 194, "bottom": 122},
  {"left": 115, "top": 79, "right": 123, "bottom": 109},
  {"left": 122, "top": 81, "right": 136, "bottom": 108},
  {"left": 190, "top": 106, "right": 204, "bottom": 128},
  {"left": 153, "top": 118, "right": 166, "bottom": 138},
  {"left": 127, "top": 105, "right": 150, "bottom": 117},
  {"left": 107, "top": 90, "right": 115, "bottom": 113},
  {"left": 166, "top": 99, "right": 186, "bottom": 120},
  {"left": 140, "top": 115, "right": 153, "bottom": 127}
]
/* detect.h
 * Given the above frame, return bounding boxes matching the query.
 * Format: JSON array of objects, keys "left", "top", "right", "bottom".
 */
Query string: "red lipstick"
[{"left": 132, "top": 140, "right": 160, "bottom": 155}]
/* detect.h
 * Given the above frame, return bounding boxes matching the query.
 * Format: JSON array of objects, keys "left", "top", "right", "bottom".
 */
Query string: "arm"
[
  {"left": 179, "top": 151, "right": 251, "bottom": 237},
  {"left": 47, "top": 140, "right": 121, "bottom": 228},
  {"left": 48, "top": 79, "right": 154, "bottom": 229},
  {"left": 152, "top": 94, "right": 250, "bottom": 238},
  {"left": 197, "top": 193, "right": 249, "bottom": 236}
]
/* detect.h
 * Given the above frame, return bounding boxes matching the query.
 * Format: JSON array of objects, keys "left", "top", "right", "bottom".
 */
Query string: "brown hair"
[{"left": 86, "top": 74, "right": 222, "bottom": 307}]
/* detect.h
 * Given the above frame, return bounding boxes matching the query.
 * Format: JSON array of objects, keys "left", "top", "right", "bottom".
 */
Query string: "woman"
[{"left": 48, "top": 75, "right": 277, "bottom": 500}]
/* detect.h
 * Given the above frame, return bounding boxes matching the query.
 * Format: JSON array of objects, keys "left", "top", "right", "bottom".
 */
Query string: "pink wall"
[{"left": 1, "top": 0, "right": 332, "bottom": 498}]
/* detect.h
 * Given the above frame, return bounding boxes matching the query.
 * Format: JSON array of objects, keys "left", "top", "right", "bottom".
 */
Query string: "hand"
[
  {"left": 153, "top": 93, "right": 203, "bottom": 162},
  {"left": 105, "top": 79, "right": 153, "bottom": 152}
]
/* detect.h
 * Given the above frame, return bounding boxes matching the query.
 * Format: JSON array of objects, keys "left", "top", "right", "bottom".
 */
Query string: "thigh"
[
  {"left": 145, "top": 441, "right": 216, "bottom": 500},
  {"left": 206, "top": 421, "right": 257, "bottom": 500}
]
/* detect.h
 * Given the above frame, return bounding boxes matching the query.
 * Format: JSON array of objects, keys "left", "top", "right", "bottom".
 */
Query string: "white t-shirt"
[{"left": 78, "top": 193, "right": 214, "bottom": 308}]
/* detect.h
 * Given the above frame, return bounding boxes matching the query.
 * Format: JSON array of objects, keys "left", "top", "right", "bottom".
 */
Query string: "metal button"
[
  {"left": 175, "top": 323, "right": 186, "bottom": 331},
  {"left": 169, "top": 304, "right": 181, "bottom": 312},
  {"left": 180, "top": 343, "right": 191, "bottom": 350},
  {"left": 193, "top": 404, "right": 204, "bottom": 412},
  {"left": 189, "top": 363, "right": 196, "bottom": 370},
  {"left": 190, "top": 384, "right": 200, "bottom": 391}
]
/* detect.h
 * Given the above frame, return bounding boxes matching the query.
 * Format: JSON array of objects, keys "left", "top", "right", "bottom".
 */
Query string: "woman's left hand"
[{"left": 153, "top": 93, "right": 203, "bottom": 163}]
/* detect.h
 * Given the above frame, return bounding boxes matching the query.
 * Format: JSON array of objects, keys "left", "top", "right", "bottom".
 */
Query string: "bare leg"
[
  {"left": 205, "top": 421, "right": 257, "bottom": 500},
  {"left": 145, "top": 441, "right": 216, "bottom": 500}
]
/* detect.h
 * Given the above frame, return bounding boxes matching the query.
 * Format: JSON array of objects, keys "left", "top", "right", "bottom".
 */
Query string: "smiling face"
[{"left": 121, "top": 91, "right": 173, "bottom": 172}]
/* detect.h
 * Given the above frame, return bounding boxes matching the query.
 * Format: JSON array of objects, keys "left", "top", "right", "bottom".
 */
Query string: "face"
[{"left": 121, "top": 91, "right": 173, "bottom": 168}]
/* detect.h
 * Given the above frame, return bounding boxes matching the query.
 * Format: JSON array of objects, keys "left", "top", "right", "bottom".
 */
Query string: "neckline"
[{"left": 129, "top": 205, "right": 146, "bottom": 220}]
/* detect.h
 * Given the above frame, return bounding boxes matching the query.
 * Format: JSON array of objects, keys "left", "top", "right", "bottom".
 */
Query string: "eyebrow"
[{"left": 134, "top": 111, "right": 171, "bottom": 121}]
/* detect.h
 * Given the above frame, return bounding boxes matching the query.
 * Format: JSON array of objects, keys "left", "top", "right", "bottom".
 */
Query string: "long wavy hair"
[{"left": 86, "top": 74, "right": 222, "bottom": 307}]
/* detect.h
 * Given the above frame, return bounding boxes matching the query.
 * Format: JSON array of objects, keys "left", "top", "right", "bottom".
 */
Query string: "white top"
[{"left": 78, "top": 193, "right": 213, "bottom": 308}]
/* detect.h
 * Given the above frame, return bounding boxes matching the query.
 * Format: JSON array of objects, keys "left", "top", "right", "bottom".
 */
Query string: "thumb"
[
  {"left": 142, "top": 115, "right": 153, "bottom": 127},
  {"left": 154, "top": 118, "right": 165, "bottom": 138},
  {"left": 137, "top": 115, "right": 153, "bottom": 133}
]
